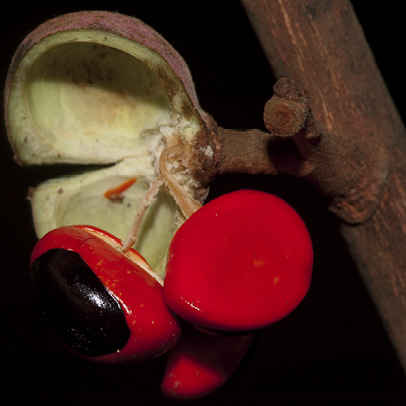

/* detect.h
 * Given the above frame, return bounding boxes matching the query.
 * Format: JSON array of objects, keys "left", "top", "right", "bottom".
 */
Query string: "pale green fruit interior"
[
  {"left": 31, "top": 158, "right": 183, "bottom": 278},
  {"left": 9, "top": 31, "right": 202, "bottom": 277},
  {"left": 58, "top": 182, "right": 178, "bottom": 277},
  {"left": 8, "top": 29, "right": 201, "bottom": 166},
  {"left": 23, "top": 42, "right": 170, "bottom": 163}
]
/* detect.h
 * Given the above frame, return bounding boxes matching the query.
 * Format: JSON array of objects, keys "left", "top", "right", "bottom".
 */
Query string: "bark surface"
[{"left": 238, "top": 0, "right": 406, "bottom": 373}]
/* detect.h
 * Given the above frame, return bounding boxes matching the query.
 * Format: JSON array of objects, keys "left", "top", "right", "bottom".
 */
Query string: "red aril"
[
  {"left": 163, "top": 189, "right": 313, "bottom": 332},
  {"left": 161, "top": 324, "right": 254, "bottom": 400},
  {"left": 30, "top": 225, "right": 180, "bottom": 363}
]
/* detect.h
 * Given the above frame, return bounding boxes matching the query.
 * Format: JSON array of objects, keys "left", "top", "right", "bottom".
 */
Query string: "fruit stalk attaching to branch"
[{"left": 214, "top": 76, "right": 389, "bottom": 225}]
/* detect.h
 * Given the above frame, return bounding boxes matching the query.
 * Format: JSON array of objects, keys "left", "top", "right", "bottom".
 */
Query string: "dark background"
[{"left": 1, "top": 1, "right": 405, "bottom": 404}]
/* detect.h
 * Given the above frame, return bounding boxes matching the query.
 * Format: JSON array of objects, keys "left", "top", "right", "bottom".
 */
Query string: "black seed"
[{"left": 31, "top": 248, "right": 130, "bottom": 357}]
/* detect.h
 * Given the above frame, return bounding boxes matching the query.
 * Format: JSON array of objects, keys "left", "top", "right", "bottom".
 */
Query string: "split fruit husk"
[{"left": 5, "top": 10, "right": 218, "bottom": 278}]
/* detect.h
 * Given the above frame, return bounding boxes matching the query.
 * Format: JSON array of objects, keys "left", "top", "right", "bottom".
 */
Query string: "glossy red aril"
[
  {"left": 163, "top": 189, "right": 313, "bottom": 332},
  {"left": 161, "top": 324, "right": 254, "bottom": 400},
  {"left": 30, "top": 225, "right": 180, "bottom": 363}
]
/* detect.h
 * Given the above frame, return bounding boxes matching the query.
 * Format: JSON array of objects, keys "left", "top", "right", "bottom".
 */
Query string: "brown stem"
[
  {"left": 217, "top": 128, "right": 278, "bottom": 176},
  {"left": 216, "top": 76, "right": 389, "bottom": 225},
  {"left": 264, "top": 78, "right": 390, "bottom": 224},
  {"left": 240, "top": 0, "right": 406, "bottom": 373}
]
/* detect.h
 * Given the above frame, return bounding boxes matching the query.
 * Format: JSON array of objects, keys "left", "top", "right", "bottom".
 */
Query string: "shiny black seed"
[{"left": 31, "top": 248, "right": 130, "bottom": 357}]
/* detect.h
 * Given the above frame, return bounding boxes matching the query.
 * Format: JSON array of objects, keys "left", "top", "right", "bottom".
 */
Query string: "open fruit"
[
  {"left": 163, "top": 189, "right": 313, "bottom": 332},
  {"left": 5, "top": 10, "right": 217, "bottom": 277},
  {"left": 30, "top": 225, "right": 181, "bottom": 363}
]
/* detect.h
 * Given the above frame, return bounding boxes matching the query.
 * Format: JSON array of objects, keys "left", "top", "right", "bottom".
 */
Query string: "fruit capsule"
[{"left": 30, "top": 225, "right": 181, "bottom": 363}]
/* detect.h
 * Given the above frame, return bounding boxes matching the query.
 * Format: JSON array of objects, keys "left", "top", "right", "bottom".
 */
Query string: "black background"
[{"left": 1, "top": 1, "right": 405, "bottom": 404}]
